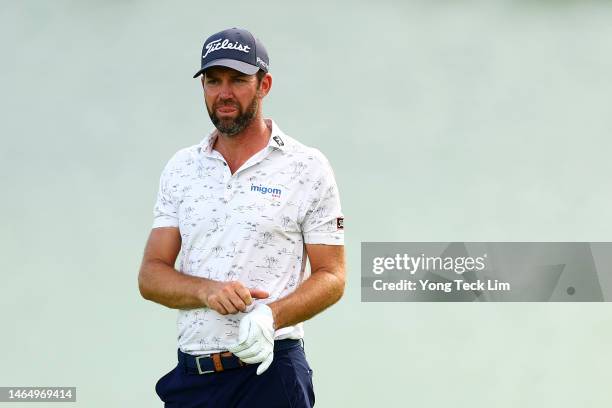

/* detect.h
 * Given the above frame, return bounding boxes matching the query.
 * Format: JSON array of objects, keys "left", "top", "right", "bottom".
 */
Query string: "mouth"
[
  {"left": 217, "top": 106, "right": 237, "bottom": 113},
  {"left": 215, "top": 105, "right": 239, "bottom": 117}
]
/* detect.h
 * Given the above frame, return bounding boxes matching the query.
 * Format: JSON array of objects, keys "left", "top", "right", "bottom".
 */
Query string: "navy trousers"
[{"left": 155, "top": 340, "right": 315, "bottom": 407}]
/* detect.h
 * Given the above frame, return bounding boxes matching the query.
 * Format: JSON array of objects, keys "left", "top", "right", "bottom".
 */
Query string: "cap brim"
[{"left": 193, "top": 59, "right": 260, "bottom": 78}]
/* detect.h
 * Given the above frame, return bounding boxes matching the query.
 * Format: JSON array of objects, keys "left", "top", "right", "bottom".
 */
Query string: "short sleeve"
[
  {"left": 152, "top": 157, "right": 180, "bottom": 229},
  {"left": 300, "top": 154, "right": 344, "bottom": 245}
]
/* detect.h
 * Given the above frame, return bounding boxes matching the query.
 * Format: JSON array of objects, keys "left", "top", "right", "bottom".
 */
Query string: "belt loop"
[{"left": 300, "top": 338, "right": 305, "bottom": 350}]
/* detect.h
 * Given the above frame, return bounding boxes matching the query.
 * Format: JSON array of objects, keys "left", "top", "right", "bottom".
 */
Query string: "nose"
[{"left": 218, "top": 80, "right": 233, "bottom": 100}]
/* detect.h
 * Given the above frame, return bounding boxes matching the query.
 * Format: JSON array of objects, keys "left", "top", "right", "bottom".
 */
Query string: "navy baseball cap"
[{"left": 193, "top": 27, "right": 269, "bottom": 78}]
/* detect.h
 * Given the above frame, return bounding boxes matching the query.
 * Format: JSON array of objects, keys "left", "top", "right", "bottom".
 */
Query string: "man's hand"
[
  {"left": 201, "top": 281, "right": 269, "bottom": 315},
  {"left": 228, "top": 303, "right": 275, "bottom": 375}
]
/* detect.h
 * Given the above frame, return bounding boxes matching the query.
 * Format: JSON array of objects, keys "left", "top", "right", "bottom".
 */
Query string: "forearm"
[
  {"left": 269, "top": 269, "right": 345, "bottom": 330},
  {"left": 138, "top": 260, "right": 211, "bottom": 309}
]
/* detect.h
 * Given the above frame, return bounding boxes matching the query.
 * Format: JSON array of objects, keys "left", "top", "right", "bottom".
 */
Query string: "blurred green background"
[{"left": 2, "top": 0, "right": 612, "bottom": 407}]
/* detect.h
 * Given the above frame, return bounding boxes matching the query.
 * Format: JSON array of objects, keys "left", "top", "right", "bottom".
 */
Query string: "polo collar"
[
  {"left": 200, "top": 130, "right": 217, "bottom": 156},
  {"left": 199, "top": 118, "right": 288, "bottom": 157},
  {"left": 266, "top": 119, "right": 288, "bottom": 152}
]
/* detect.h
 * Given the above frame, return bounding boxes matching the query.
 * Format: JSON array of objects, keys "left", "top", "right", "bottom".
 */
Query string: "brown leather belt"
[{"left": 178, "top": 339, "right": 302, "bottom": 375}]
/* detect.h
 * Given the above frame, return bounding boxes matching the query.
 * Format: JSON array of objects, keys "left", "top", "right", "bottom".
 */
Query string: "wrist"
[
  {"left": 267, "top": 303, "right": 280, "bottom": 330},
  {"left": 197, "top": 278, "right": 214, "bottom": 307}
]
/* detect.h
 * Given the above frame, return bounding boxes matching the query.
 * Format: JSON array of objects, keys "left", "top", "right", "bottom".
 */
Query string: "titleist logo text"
[{"left": 203, "top": 39, "right": 251, "bottom": 59}]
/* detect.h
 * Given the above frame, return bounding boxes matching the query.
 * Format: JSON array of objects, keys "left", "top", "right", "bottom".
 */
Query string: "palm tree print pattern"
[{"left": 152, "top": 120, "right": 344, "bottom": 354}]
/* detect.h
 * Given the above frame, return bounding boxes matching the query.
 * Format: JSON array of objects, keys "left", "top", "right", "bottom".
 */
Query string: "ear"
[{"left": 257, "top": 73, "right": 272, "bottom": 98}]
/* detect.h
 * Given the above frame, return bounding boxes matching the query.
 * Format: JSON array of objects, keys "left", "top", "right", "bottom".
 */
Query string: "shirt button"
[
  {"left": 227, "top": 184, "right": 231, "bottom": 189},
  {"left": 223, "top": 162, "right": 227, "bottom": 166}
]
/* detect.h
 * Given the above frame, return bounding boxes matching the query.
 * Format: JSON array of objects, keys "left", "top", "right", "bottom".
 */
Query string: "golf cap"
[{"left": 193, "top": 27, "right": 269, "bottom": 78}]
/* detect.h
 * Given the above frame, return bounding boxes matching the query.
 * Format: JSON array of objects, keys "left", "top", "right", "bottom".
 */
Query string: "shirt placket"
[
  {"left": 224, "top": 147, "right": 275, "bottom": 201},
  {"left": 211, "top": 152, "right": 235, "bottom": 202}
]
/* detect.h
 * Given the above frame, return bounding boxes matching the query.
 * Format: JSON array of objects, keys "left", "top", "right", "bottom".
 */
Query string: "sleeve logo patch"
[{"left": 337, "top": 217, "right": 344, "bottom": 230}]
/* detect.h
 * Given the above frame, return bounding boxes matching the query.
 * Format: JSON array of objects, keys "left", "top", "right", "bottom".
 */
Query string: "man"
[{"left": 138, "top": 27, "right": 345, "bottom": 407}]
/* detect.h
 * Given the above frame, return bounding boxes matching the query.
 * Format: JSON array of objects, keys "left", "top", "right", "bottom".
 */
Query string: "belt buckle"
[{"left": 195, "top": 354, "right": 215, "bottom": 375}]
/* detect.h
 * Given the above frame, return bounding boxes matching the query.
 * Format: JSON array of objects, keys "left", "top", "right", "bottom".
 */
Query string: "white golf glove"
[{"left": 228, "top": 303, "right": 275, "bottom": 375}]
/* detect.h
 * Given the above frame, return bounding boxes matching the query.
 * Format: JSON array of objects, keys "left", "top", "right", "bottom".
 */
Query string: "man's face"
[{"left": 202, "top": 67, "right": 261, "bottom": 136}]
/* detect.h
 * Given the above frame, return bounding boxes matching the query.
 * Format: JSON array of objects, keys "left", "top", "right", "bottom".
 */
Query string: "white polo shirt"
[{"left": 152, "top": 119, "right": 344, "bottom": 355}]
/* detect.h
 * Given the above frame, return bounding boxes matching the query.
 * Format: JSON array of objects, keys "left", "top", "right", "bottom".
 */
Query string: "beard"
[{"left": 207, "top": 95, "right": 258, "bottom": 137}]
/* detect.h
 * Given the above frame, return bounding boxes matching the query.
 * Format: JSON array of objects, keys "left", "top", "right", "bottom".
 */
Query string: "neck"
[{"left": 213, "top": 116, "right": 272, "bottom": 172}]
